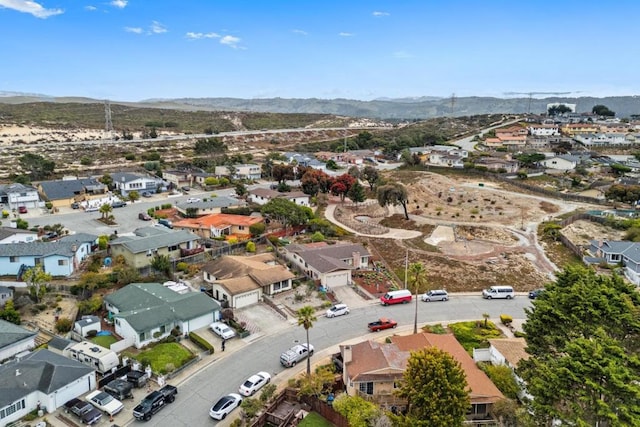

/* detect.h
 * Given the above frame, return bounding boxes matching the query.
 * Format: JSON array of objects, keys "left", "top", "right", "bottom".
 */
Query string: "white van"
[{"left": 482, "top": 285, "right": 515, "bottom": 299}]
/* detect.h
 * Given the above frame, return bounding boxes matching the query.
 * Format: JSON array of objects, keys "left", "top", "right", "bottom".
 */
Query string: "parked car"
[
  {"left": 111, "top": 200, "right": 127, "bottom": 208},
  {"left": 181, "top": 186, "right": 190, "bottom": 192},
  {"left": 85, "top": 390, "right": 124, "bottom": 416},
  {"left": 18, "top": 206, "right": 27, "bottom": 214},
  {"left": 132, "top": 385, "right": 177, "bottom": 421},
  {"left": 141, "top": 191, "right": 153, "bottom": 198},
  {"left": 157, "top": 218, "right": 173, "bottom": 229},
  {"left": 239, "top": 371, "right": 271, "bottom": 396},
  {"left": 209, "top": 393, "right": 242, "bottom": 420},
  {"left": 138, "top": 212, "right": 152, "bottom": 221},
  {"left": 210, "top": 322, "right": 236, "bottom": 340},
  {"left": 43, "top": 231, "right": 58, "bottom": 240},
  {"left": 85, "top": 206, "right": 99, "bottom": 212},
  {"left": 482, "top": 285, "right": 515, "bottom": 300},
  {"left": 280, "top": 343, "right": 314, "bottom": 368},
  {"left": 104, "top": 379, "right": 134, "bottom": 400},
  {"left": 422, "top": 290, "right": 449, "bottom": 302},
  {"left": 64, "top": 398, "right": 102, "bottom": 425},
  {"left": 367, "top": 318, "right": 398, "bottom": 332},
  {"left": 528, "top": 288, "right": 544, "bottom": 299},
  {"left": 186, "top": 197, "right": 201, "bottom": 203},
  {"left": 326, "top": 303, "right": 350, "bottom": 318},
  {"left": 71, "top": 202, "right": 80, "bottom": 209}
]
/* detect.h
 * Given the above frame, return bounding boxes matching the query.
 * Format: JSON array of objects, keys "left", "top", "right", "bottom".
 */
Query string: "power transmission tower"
[
  {"left": 104, "top": 100, "right": 113, "bottom": 139},
  {"left": 450, "top": 93, "right": 456, "bottom": 116}
]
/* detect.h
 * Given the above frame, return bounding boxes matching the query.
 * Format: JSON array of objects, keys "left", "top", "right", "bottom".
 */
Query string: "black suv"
[{"left": 64, "top": 398, "right": 102, "bottom": 425}]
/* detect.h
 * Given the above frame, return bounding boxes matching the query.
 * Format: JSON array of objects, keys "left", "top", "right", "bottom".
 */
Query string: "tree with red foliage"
[
  {"left": 301, "top": 169, "right": 332, "bottom": 196},
  {"left": 331, "top": 174, "right": 356, "bottom": 202}
]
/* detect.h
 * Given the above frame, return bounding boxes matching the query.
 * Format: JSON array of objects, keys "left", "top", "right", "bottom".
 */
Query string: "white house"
[
  {"left": 0, "top": 286, "right": 13, "bottom": 307},
  {"left": 0, "top": 227, "right": 38, "bottom": 245},
  {"left": 574, "top": 133, "right": 629, "bottom": 147},
  {"left": 527, "top": 124, "right": 559, "bottom": 136},
  {"left": 0, "top": 319, "right": 36, "bottom": 362},
  {"left": 283, "top": 242, "right": 371, "bottom": 287},
  {"left": 0, "top": 350, "right": 96, "bottom": 426},
  {"left": 540, "top": 154, "right": 579, "bottom": 171},
  {"left": 104, "top": 283, "right": 221, "bottom": 349},
  {"left": 214, "top": 164, "right": 261, "bottom": 180},
  {"left": 63, "top": 341, "right": 119, "bottom": 374},
  {"left": 0, "top": 183, "right": 42, "bottom": 211},
  {"left": 110, "top": 172, "right": 167, "bottom": 197},
  {"left": 248, "top": 188, "right": 310, "bottom": 207},
  {"left": 73, "top": 315, "right": 101, "bottom": 338}
]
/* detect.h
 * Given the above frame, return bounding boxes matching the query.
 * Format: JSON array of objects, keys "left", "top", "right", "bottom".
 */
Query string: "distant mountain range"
[{"left": 2, "top": 92, "right": 640, "bottom": 120}]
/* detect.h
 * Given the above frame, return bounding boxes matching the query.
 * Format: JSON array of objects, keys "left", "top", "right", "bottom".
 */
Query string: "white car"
[
  {"left": 239, "top": 371, "right": 271, "bottom": 396},
  {"left": 186, "top": 197, "right": 201, "bottom": 203},
  {"left": 326, "top": 303, "right": 350, "bottom": 318},
  {"left": 421, "top": 290, "right": 449, "bottom": 302},
  {"left": 210, "top": 322, "right": 236, "bottom": 340},
  {"left": 85, "top": 390, "right": 124, "bottom": 416},
  {"left": 209, "top": 393, "right": 242, "bottom": 420}
]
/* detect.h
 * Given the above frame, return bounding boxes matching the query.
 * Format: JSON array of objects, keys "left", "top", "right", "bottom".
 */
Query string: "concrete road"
[{"left": 137, "top": 295, "right": 531, "bottom": 426}]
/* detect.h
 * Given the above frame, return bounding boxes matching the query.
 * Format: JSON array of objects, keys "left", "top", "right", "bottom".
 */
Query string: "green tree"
[
  {"left": 151, "top": 254, "right": 173, "bottom": 278},
  {"left": 0, "top": 299, "right": 21, "bottom": 324},
  {"left": 249, "top": 222, "right": 266, "bottom": 237},
  {"left": 55, "top": 317, "right": 73, "bottom": 333},
  {"left": 377, "top": 183, "right": 410, "bottom": 220},
  {"left": 128, "top": 191, "right": 140, "bottom": 203},
  {"left": 261, "top": 198, "right": 313, "bottom": 234},
  {"left": 347, "top": 165, "right": 361, "bottom": 179},
  {"left": 100, "top": 173, "right": 113, "bottom": 188},
  {"left": 245, "top": 241, "right": 256, "bottom": 253},
  {"left": 592, "top": 104, "right": 615, "bottom": 117},
  {"left": 19, "top": 153, "right": 55, "bottom": 180},
  {"left": 23, "top": 264, "right": 51, "bottom": 303},
  {"left": 296, "top": 305, "right": 317, "bottom": 376},
  {"left": 362, "top": 165, "right": 380, "bottom": 191},
  {"left": 297, "top": 364, "right": 335, "bottom": 397},
  {"left": 347, "top": 181, "right": 366, "bottom": 205},
  {"left": 325, "top": 159, "right": 338, "bottom": 170},
  {"left": 333, "top": 394, "right": 380, "bottom": 427},
  {"left": 480, "top": 364, "right": 519, "bottom": 399},
  {"left": 519, "top": 265, "right": 640, "bottom": 425},
  {"left": 515, "top": 153, "right": 546, "bottom": 167},
  {"left": 548, "top": 104, "right": 573, "bottom": 116},
  {"left": 310, "top": 231, "right": 325, "bottom": 242},
  {"left": 99, "top": 203, "right": 113, "bottom": 221},
  {"left": 392, "top": 347, "right": 470, "bottom": 427},
  {"left": 204, "top": 176, "right": 219, "bottom": 186},
  {"left": 234, "top": 182, "right": 247, "bottom": 196}
]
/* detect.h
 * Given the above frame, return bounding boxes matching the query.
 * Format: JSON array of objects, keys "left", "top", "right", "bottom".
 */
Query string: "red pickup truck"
[{"left": 368, "top": 318, "right": 398, "bottom": 332}]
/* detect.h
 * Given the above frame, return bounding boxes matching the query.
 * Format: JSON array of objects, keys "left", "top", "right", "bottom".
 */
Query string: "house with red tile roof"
[
  {"left": 173, "top": 213, "right": 264, "bottom": 239},
  {"left": 341, "top": 332, "right": 504, "bottom": 423}
]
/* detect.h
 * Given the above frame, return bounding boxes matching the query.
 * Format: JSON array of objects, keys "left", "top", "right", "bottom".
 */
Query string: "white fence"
[{"left": 110, "top": 336, "right": 135, "bottom": 353}]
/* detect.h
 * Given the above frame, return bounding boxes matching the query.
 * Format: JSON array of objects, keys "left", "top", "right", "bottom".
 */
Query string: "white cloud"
[
  {"left": 124, "top": 26, "right": 143, "bottom": 34},
  {"left": 220, "top": 35, "right": 241, "bottom": 48},
  {"left": 372, "top": 11, "right": 389, "bottom": 17},
  {"left": 150, "top": 21, "right": 167, "bottom": 34},
  {"left": 338, "top": 32, "right": 354, "bottom": 37},
  {"left": 84, "top": 5, "right": 96, "bottom": 11},
  {"left": 393, "top": 51, "right": 414, "bottom": 59},
  {"left": 0, "top": 0, "right": 63, "bottom": 18},
  {"left": 110, "top": 0, "right": 127, "bottom": 8},
  {"left": 292, "top": 29, "right": 308, "bottom": 36},
  {"left": 186, "top": 31, "right": 220, "bottom": 39}
]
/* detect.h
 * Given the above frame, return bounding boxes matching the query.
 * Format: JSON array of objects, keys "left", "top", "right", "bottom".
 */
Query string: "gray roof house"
[
  {"left": 74, "top": 315, "right": 101, "bottom": 337},
  {"left": 0, "top": 239, "right": 93, "bottom": 277},
  {"left": 104, "top": 283, "right": 221, "bottom": 348},
  {"left": 110, "top": 172, "right": 167, "bottom": 197},
  {"left": 174, "top": 196, "right": 244, "bottom": 216},
  {"left": 0, "top": 183, "right": 42, "bottom": 210},
  {"left": 37, "top": 178, "right": 106, "bottom": 202},
  {"left": 586, "top": 240, "right": 640, "bottom": 285},
  {"left": 0, "top": 227, "right": 38, "bottom": 245},
  {"left": 0, "top": 319, "right": 36, "bottom": 362},
  {"left": 0, "top": 349, "right": 96, "bottom": 425},
  {"left": 109, "top": 226, "right": 201, "bottom": 270},
  {"left": 283, "top": 242, "right": 371, "bottom": 287}
]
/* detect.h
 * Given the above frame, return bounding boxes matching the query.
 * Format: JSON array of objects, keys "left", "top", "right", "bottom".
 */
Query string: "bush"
[
  {"left": 480, "top": 363, "right": 520, "bottom": 399},
  {"left": 259, "top": 383, "right": 277, "bottom": 403},
  {"left": 240, "top": 398, "right": 262, "bottom": 420},
  {"left": 55, "top": 317, "right": 73, "bottom": 333},
  {"left": 249, "top": 222, "right": 266, "bottom": 237},
  {"left": 246, "top": 241, "right": 256, "bottom": 253},
  {"left": 176, "top": 262, "right": 189, "bottom": 273},
  {"left": 500, "top": 314, "right": 513, "bottom": 326},
  {"left": 311, "top": 231, "right": 325, "bottom": 242},
  {"left": 189, "top": 332, "right": 214, "bottom": 354}
]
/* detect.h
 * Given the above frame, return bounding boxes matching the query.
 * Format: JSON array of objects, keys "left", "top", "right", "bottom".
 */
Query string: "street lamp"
[{"left": 413, "top": 281, "right": 419, "bottom": 334}]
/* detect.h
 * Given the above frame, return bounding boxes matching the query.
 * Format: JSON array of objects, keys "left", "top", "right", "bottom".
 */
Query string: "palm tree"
[
  {"left": 297, "top": 305, "right": 317, "bottom": 376},
  {"left": 408, "top": 262, "right": 427, "bottom": 334},
  {"left": 99, "top": 203, "right": 112, "bottom": 221}
]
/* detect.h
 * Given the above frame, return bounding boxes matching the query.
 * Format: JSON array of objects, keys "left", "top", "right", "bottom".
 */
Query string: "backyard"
[
  {"left": 298, "top": 412, "right": 334, "bottom": 427},
  {"left": 123, "top": 342, "right": 195, "bottom": 374}
]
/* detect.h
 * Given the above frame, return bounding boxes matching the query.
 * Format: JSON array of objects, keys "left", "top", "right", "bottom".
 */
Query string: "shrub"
[
  {"left": 227, "top": 237, "right": 238, "bottom": 245},
  {"left": 311, "top": 231, "right": 325, "bottom": 242},
  {"left": 246, "top": 241, "right": 256, "bottom": 253},
  {"left": 55, "top": 317, "right": 73, "bottom": 333},
  {"left": 480, "top": 363, "right": 520, "bottom": 399},
  {"left": 189, "top": 332, "right": 214, "bottom": 354},
  {"left": 500, "top": 314, "right": 513, "bottom": 326},
  {"left": 240, "top": 398, "right": 262, "bottom": 420},
  {"left": 124, "top": 153, "right": 135, "bottom": 161},
  {"left": 514, "top": 331, "right": 526, "bottom": 338},
  {"left": 249, "top": 222, "right": 266, "bottom": 237},
  {"left": 259, "top": 383, "right": 277, "bottom": 403},
  {"left": 176, "top": 262, "right": 189, "bottom": 273}
]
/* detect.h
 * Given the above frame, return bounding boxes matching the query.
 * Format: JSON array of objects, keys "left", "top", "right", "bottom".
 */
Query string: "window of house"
[
  {"left": 139, "top": 332, "right": 147, "bottom": 342},
  {"left": 611, "top": 254, "right": 621, "bottom": 261},
  {"left": 9, "top": 256, "right": 18, "bottom": 263},
  {"left": 58, "top": 259, "right": 68, "bottom": 266},
  {"left": 0, "top": 399, "right": 25, "bottom": 419},
  {"left": 168, "top": 245, "right": 178, "bottom": 251},
  {"left": 468, "top": 403, "right": 487, "bottom": 415},
  {"left": 358, "top": 382, "right": 373, "bottom": 395}
]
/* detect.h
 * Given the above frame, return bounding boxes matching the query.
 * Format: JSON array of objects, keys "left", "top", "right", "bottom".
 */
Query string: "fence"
[
  {"left": 110, "top": 336, "right": 135, "bottom": 353},
  {"left": 98, "top": 365, "right": 131, "bottom": 388},
  {"left": 299, "top": 395, "right": 349, "bottom": 427}
]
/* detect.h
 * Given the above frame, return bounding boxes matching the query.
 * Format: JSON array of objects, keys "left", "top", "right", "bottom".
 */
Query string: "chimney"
[
  {"left": 352, "top": 252, "right": 360, "bottom": 269},
  {"left": 343, "top": 345, "right": 352, "bottom": 364},
  {"left": 71, "top": 244, "right": 77, "bottom": 252}
]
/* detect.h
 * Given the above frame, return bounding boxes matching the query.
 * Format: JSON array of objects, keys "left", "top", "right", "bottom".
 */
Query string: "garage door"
[
  {"left": 325, "top": 272, "right": 349, "bottom": 287},
  {"left": 233, "top": 291, "right": 260, "bottom": 309},
  {"left": 189, "top": 314, "right": 215, "bottom": 332}
]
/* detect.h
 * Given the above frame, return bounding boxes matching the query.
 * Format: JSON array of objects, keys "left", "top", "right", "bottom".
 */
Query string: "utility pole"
[
  {"left": 403, "top": 250, "right": 408, "bottom": 289},
  {"left": 413, "top": 279, "right": 419, "bottom": 334}
]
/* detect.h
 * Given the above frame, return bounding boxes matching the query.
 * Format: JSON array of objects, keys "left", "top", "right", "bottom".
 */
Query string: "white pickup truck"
[{"left": 280, "top": 343, "right": 314, "bottom": 368}]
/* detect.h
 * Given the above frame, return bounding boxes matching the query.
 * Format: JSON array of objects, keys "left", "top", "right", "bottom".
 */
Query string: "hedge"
[{"left": 189, "top": 332, "right": 214, "bottom": 354}]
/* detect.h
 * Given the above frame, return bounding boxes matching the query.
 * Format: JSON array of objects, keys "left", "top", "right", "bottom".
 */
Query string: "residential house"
[
  {"left": 0, "top": 240, "right": 94, "bottom": 277},
  {"left": 527, "top": 124, "right": 560, "bottom": 136},
  {"left": 540, "top": 154, "right": 579, "bottom": 171},
  {"left": 109, "top": 227, "right": 201, "bottom": 270},
  {"left": 173, "top": 213, "right": 263, "bottom": 239},
  {"left": 202, "top": 253, "right": 296, "bottom": 308},
  {"left": 214, "top": 164, "right": 262, "bottom": 180},
  {"left": 282, "top": 152, "right": 328, "bottom": 172},
  {"left": 191, "top": 170, "right": 216, "bottom": 187},
  {"left": 283, "top": 242, "right": 370, "bottom": 287},
  {"left": 428, "top": 152, "right": 465, "bottom": 168},
  {"left": 104, "top": 282, "right": 221, "bottom": 348},
  {"left": 0, "top": 183, "right": 42, "bottom": 211},
  {"left": 63, "top": 341, "right": 119, "bottom": 374},
  {"left": 73, "top": 315, "right": 101, "bottom": 338},
  {"left": 58, "top": 232, "right": 99, "bottom": 250},
  {"left": 341, "top": 332, "right": 504, "bottom": 422},
  {"left": 486, "top": 338, "right": 530, "bottom": 370},
  {"left": 174, "top": 196, "right": 244, "bottom": 217},
  {"left": 496, "top": 125, "right": 528, "bottom": 137},
  {"left": 0, "top": 319, "right": 36, "bottom": 361},
  {"left": 475, "top": 157, "right": 519, "bottom": 173},
  {"left": 163, "top": 168, "right": 199, "bottom": 188},
  {"left": 0, "top": 349, "right": 96, "bottom": 426},
  {"left": 561, "top": 123, "right": 599, "bottom": 136},
  {"left": 248, "top": 188, "right": 310, "bottom": 206},
  {"left": 110, "top": 172, "right": 167, "bottom": 197},
  {"left": 45, "top": 336, "right": 73, "bottom": 356},
  {"left": 37, "top": 177, "right": 106, "bottom": 208},
  {"left": 0, "top": 227, "right": 38, "bottom": 245},
  {"left": 585, "top": 240, "right": 640, "bottom": 285},
  {"left": 574, "top": 133, "right": 629, "bottom": 147},
  {"left": 0, "top": 286, "right": 13, "bottom": 307}
]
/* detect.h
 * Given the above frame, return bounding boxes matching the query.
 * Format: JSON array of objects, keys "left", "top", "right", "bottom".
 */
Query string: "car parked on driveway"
[
  {"left": 239, "top": 371, "right": 271, "bottom": 396},
  {"left": 209, "top": 393, "right": 242, "bottom": 420},
  {"left": 64, "top": 398, "right": 102, "bottom": 425},
  {"left": 422, "top": 290, "right": 449, "bottom": 302},
  {"left": 157, "top": 218, "right": 173, "bottom": 229},
  {"left": 71, "top": 202, "right": 80, "bottom": 209},
  {"left": 138, "top": 212, "right": 152, "bottom": 221},
  {"left": 210, "top": 322, "right": 236, "bottom": 340},
  {"left": 18, "top": 206, "right": 27, "bottom": 214},
  {"left": 85, "top": 390, "right": 124, "bottom": 416},
  {"left": 142, "top": 191, "right": 153, "bottom": 198},
  {"left": 186, "top": 197, "right": 201, "bottom": 203},
  {"left": 326, "top": 303, "right": 349, "bottom": 318}
]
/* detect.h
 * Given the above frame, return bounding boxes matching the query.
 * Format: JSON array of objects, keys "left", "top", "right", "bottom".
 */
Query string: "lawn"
[
  {"left": 298, "top": 412, "right": 334, "bottom": 427},
  {"left": 91, "top": 335, "right": 117, "bottom": 348},
  {"left": 124, "top": 343, "right": 195, "bottom": 374},
  {"left": 448, "top": 320, "right": 504, "bottom": 354}
]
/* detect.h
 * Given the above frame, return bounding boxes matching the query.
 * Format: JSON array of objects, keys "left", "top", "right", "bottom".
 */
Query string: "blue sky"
[{"left": 1, "top": 0, "right": 640, "bottom": 101}]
